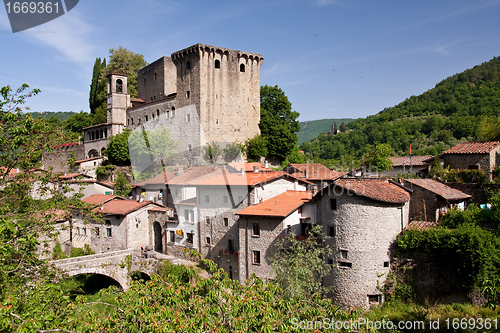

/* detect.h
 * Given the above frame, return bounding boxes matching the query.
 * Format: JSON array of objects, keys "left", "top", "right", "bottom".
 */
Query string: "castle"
[{"left": 82, "top": 43, "right": 264, "bottom": 166}]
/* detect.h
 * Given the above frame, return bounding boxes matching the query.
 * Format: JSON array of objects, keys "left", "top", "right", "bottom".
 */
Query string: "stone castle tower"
[{"left": 83, "top": 43, "right": 264, "bottom": 163}]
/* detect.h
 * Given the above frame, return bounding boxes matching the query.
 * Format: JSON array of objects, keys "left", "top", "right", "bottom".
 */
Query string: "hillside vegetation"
[
  {"left": 297, "top": 118, "right": 354, "bottom": 144},
  {"left": 300, "top": 56, "right": 500, "bottom": 168}
]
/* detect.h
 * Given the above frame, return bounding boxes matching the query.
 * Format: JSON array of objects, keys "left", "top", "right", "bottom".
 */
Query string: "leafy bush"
[
  {"left": 445, "top": 169, "right": 487, "bottom": 183},
  {"left": 52, "top": 242, "right": 67, "bottom": 259},
  {"left": 158, "top": 260, "right": 195, "bottom": 283},
  {"left": 70, "top": 244, "right": 94, "bottom": 258}
]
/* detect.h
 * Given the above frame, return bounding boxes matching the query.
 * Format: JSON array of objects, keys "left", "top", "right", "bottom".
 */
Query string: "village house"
[
  {"left": 190, "top": 170, "right": 312, "bottom": 280},
  {"left": 71, "top": 156, "right": 106, "bottom": 178},
  {"left": 316, "top": 178, "right": 411, "bottom": 310},
  {"left": 431, "top": 141, "right": 500, "bottom": 181},
  {"left": 54, "top": 194, "right": 173, "bottom": 255},
  {"left": 404, "top": 178, "right": 471, "bottom": 222},
  {"left": 380, "top": 155, "right": 433, "bottom": 177},
  {"left": 236, "top": 190, "right": 313, "bottom": 282}
]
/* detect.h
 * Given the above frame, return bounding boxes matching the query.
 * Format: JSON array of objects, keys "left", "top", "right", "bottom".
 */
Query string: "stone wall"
[
  {"left": 42, "top": 144, "right": 85, "bottom": 174},
  {"left": 318, "top": 187, "right": 409, "bottom": 310},
  {"left": 238, "top": 216, "right": 284, "bottom": 282},
  {"left": 444, "top": 182, "right": 500, "bottom": 204},
  {"left": 137, "top": 56, "right": 177, "bottom": 102},
  {"left": 404, "top": 182, "right": 440, "bottom": 222}
]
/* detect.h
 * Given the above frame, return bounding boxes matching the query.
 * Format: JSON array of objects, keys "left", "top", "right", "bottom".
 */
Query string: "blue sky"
[{"left": 1, "top": 0, "right": 500, "bottom": 121}]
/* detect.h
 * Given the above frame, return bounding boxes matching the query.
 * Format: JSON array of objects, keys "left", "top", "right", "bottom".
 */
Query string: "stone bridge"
[{"left": 50, "top": 249, "right": 162, "bottom": 290}]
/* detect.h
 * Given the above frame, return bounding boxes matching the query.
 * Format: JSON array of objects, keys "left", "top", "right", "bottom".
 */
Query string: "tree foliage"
[
  {"left": 106, "top": 129, "right": 131, "bottom": 166},
  {"left": 271, "top": 225, "right": 332, "bottom": 299},
  {"left": 245, "top": 134, "right": 268, "bottom": 162},
  {"left": 89, "top": 57, "right": 107, "bottom": 114},
  {"left": 362, "top": 142, "right": 392, "bottom": 173},
  {"left": 260, "top": 85, "right": 300, "bottom": 161},
  {"left": 107, "top": 47, "right": 148, "bottom": 99}
]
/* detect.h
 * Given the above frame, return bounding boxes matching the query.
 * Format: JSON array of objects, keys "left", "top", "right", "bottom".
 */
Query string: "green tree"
[
  {"left": 477, "top": 116, "right": 500, "bottom": 141},
  {"left": 271, "top": 225, "right": 332, "bottom": 299},
  {"left": 114, "top": 169, "right": 132, "bottom": 197},
  {"left": 203, "top": 141, "right": 223, "bottom": 166},
  {"left": 106, "top": 129, "right": 131, "bottom": 166},
  {"left": 89, "top": 57, "right": 107, "bottom": 114},
  {"left": 64, "top": 111, "right": 93, "bottom": 134},
  {"left": 260, "top": 85, "right": 300, "bottom": 161},
  {"left": 339, "top": 121, "right": 346, "bottom": 132},
  {"left": 222, "top": 142, "right": 242, "bottom": 162},
  {"left": 245, "top": 134, "right": 268, "bottom": 161},
  {"left": 107, "top": 47, "right": 148, "bottom": 99},
  {"left": 362, "top": 142, "right": 392, "bottom": 173},
  {"left": 128, "top": 127, "right": 178, "bottom": 171}
]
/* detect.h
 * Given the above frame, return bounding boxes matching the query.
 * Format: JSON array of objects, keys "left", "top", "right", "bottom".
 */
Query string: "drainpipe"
[{"left": 245, "top": 217, "right": 249, "bottom": 281}]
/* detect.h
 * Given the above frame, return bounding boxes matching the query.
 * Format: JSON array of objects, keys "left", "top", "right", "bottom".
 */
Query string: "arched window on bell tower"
[{"left": 116, "top": 79, "right": 123, "bottom": 93}]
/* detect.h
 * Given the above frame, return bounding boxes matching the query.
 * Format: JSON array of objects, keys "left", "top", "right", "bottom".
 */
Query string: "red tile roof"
[
  {"left": 390, "top": 156, "right": 433, "bottom": 167},
  {"left": 74, "top": 156, "right": 105, "bottom": 164},
  {"left": 82, "top": 194, "right": 121, "bottom": 205},
  {"left": 227, "top": 162, "right": 273, "bottom": 173},
  {"left": 92, "top": 199, "right": 154, "bottom": 215},
  {"left": 134, "top": 171, "right": 178, "bottom": 187},
  {"left": 148, "top": 206, "right": 173, "bottom": 212},
  {"left": 168, "top": 167, "right": 217, "bottom": 185},
  {"left": 443, "top": 141, "right": 500, "bottom": 154},
  {"left": 287, "top": 163, "right": 346, "bottom": 180},
  {"left": 333, "top": 179, "right": 410, "bottom": 203},
  {"left": 58, "top": 173, "right": 92, "bottom": 180},
  {"left": 237, "top": 190, "right": 312, "bottom": 217},
  {"left": 405, "top": 179, "right": 471, "bottom": 201},
  {"left": 193, "top": 170, "right": 312, "bottom": 186}
]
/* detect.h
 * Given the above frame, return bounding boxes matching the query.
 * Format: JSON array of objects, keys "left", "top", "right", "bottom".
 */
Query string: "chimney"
[
  {"left": 265, "top": 160, "right": 269, "bottom": 169},
  {"left": 253, "top": 166, "right": 259, "bottom": 173},
  {"left": 241, "top": 168, "right": 245, "bottom": 176},
  {"left": 177, "top": 167, "right": 184, "bottom": 175},
  {"left": 311, "top": 185, "right": 318, "bottom": 196}
]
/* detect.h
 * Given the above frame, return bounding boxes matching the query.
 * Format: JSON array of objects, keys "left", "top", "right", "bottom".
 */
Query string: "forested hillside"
[
  {"left": 300, "top": 56, "right": 500, "bottom": 167},
  {"left": 297, "top": 118, "right": 354, "bottom": 144}
]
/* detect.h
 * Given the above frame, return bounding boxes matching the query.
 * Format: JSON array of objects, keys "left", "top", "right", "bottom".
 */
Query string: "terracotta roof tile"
[
  {"left": 168, "top": 167, "right": 217, "bottom": 185},
  {"left": 443, "top": 141, "right": 500, "bottom": 154},
  {"left": 74, "top": 156, "right": 105, "bottom": 164},
  {"left": 287, "top": 163, "right": 346, "bottom": 180},
  {"left": 237, "top": 190, "right": 312, "bottom": 217},
  {"left": 58, "top": 173, "right": 92, "bottom": 180},
  {"left": 92, "top": 199, "right": 162, "bottom": 215},
  {"left": 82, "top": 194, "right": 121, "bottom": 205},
  {"left": 390, "top": 156, "right": 433, "bottom": 167},
  {"left": 134, "top": 171, "right": 178, "bottom": 187},
  {"left": 227, "top": 162, "right": 273, "bottom": 173},
  {"left": 405, "top": 179, "right": 471, "bottom": 201},
  {"left": 333, "top": 179, "right": 410, "bottom": 203},
  {"left": 148, "top": 206, "right": 173, "bottom": 212},
  {"left": 193, "top": 171, "right": 312, "bottom": 186}
]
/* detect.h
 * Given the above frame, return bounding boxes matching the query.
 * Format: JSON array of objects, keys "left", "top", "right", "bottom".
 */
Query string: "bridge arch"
[{"left": 65, "top": 266, "right": 129, "bottom": 290}]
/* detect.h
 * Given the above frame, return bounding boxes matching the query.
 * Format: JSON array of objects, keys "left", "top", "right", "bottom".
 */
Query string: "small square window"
[
  {"left": 186, "top": 91, "right": 190, "bottom": 98},
  {"left": 228, "top": 239, "right": 234, "bottom": 253},
  {"left": 186, "top": 233, "right": 194, "bottom": 245},
  {"left": 188, "top": 144, "right": 192, "bottom": 152},
  {"left": 166, "top": 111, "right": 170, "bottom": 118},
  {"left": 206, "top": 216, "right": 210, "bottom": 224},
  {"left": 252, "top": 223, "right": 260, "bottom": 237},
  {"left": 186, "top": 113, "right": 190, "bottom": 122},
  {"left": 205, "top": 195, "right": 210, "bottom": 203},
  {"left": 253, "top": 250, "right": 261, "bottom": 264},
  {"left": 338, "top": 261, "right": 352, "bottom": 268},
  {"left": 95, "top": 227, "right": 100, "bottom": 236},
  {"left": 169, "top": 231, "right": 175, "bottom": 242},
  {"left": 384, "top": 261, "right": 390, "bottom": 268},
  {"left": 340, "top": 250, "right": 348, "bottom": 259},
  {"left": 368, "top": 295, "right": 382, "bottom": 304},
  {"left": 328, "top": 259, "right": 334, "bottom": 265},
  {"left": 329, "top": 225, "right": 336, "bottom": 237},
  {"left": 106, "top": 227, "right": 112, "bottom": 237},
  {"left": 224, "top": 218, "right": 229, "bottom": 227},
  {"left": 83, "top": 228, "right": 86, "bottom": 236},
  {"left": 145, "top": 115, "right": 148, "bottom": 121},
  {"left": 206, "top": 237, "right": 211, "bottom": 245},
  {"left": 330, "top": 198, "right": 337, "bottom": 210}
]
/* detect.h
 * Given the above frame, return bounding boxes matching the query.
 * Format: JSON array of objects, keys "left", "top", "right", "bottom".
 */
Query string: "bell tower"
[{"left": 106, "top": 73, "right": 130, "bottom": 135}]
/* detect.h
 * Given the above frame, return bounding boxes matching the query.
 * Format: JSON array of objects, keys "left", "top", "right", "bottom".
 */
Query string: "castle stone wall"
[{"left": 42, "top": 144, "right": 85, "bottom": 174}]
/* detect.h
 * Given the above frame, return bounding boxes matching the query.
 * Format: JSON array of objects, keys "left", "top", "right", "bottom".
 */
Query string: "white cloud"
[{"left": 23, "top": 12, "right": 97, "bottom": 66}]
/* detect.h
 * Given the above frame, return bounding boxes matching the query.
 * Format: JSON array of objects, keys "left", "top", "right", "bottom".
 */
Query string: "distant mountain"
[
  {"left": 28, "top": 111, "right": 79, "bottom": 122},
  {"left": 300, "top": 56, "right": 500, "bottom": 166},
  {"left": 297, "top": 118, "right": 355, "bottom": 145}
]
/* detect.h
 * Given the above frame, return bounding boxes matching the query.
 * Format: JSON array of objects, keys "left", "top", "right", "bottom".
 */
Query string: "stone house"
[
  {"left": 437, "top": 141, "right": 500, "bottom": 181},
  {"left": 316, "top": 178, "right": 410, "bottom": 310},
  {"left": 380, "top": 155, "right": 433, "bottom": 177},
  {"left": 404, "top": 178, "right": 471, "bottom": 222},
  {"left": 61, "top": 179, "right": 114, "bottom": 199},
  {"left": 71, "top": 156, "right": 106, "bottom": 178},
  {"left": 55, "top": 194, "right": 173, "bottom": 255},
  {"left": 192, "top": 171, "right": 312, "bottom": 280},
  {"left": 236, "top": 190, "right": 313, "bottom": 282}
]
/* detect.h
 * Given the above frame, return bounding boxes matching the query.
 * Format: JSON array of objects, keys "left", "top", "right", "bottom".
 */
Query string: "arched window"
[
  {"left": 156, "top": 109, "right": 160, "bottom": 117},
  {"left": 215, "top": 59, "right": 220, "bottom": 69},
  {"left": 186, "top": 61, "right": 191, "bottom": 70},
  {"left": 171, "top": 106, "right": 175, "bottom": 117},
  {"left": 87, "top": 132, "right": 91, "bottom": 141},
  {"left": 91, "top": 131, "right": 95, "bottom": 141},
  {"left": 116, "top": 79, "right": 123, "bottom": 93},
  {"left": 240, "top": 64, "right": 245, "bottom": 72}
]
